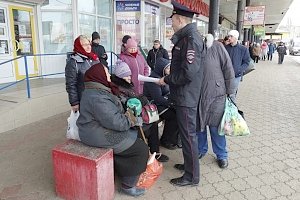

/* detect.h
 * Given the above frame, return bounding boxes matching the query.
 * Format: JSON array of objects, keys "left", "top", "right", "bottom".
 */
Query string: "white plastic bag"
[{"left": 66, "top": 111, "right": 80, "bottom": 141}]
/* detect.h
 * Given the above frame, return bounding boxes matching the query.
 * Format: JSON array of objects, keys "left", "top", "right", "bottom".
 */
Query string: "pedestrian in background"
[
  {"left": 65, "top": 35, "right": 99, "bottom": 112},
  {"left": 91, "top": 31, "right": 108, "bottom": 66},
  {"left": 225, "top": 30, "right": 250, "bottom": 102},
  {"left": 261, "top": 41, "right": 268, "bottom": 61},
  {"left": 267, "top": 42, "right": 276, "bottom": 61},
  {"left": 223, "top": 36, "right": 230, "bottom": 46},
  {"left": 158, "top": 0, "right": 205, "bottom": 187},
  {"left": 120, "top": 35, "right": 131, "bottom": 54},
  {"left": 197, "top": 34, "right": 235, "bottom": 169},
  {"left": 277, "top": 41, "right": 287, "bottom": 64},
  {"left": 146, "top": 40, "right": 169, "bottom": 70},
  {"left": 252, "top": 43, "right": 261, "bottom": 63}
]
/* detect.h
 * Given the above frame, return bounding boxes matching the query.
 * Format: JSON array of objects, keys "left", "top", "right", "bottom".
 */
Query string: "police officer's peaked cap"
[{"left": 170, "top": 0, "right": 197, "bottom": 18}]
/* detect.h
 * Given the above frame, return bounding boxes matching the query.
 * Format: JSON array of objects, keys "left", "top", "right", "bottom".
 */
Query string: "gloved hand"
[
  {"left": 134, "top": 117, "right": 143, "bottom": 127},
  {"left": 125, "top": 108, "right": 137, "bottom": 127}
]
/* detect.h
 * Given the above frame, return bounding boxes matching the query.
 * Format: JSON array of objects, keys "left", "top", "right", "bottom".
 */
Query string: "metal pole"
[
  {"left": 24, "top": 56, "right": 31, "bottom": 98},
  {"left": 236, "top": 0, "right": 244, "bottom": 40},
  {"left": 208, "top": 0, "right": 220, "bottom": 38},
  {"left": 244, "top": 0, "right": 251, "bottom": 43}
]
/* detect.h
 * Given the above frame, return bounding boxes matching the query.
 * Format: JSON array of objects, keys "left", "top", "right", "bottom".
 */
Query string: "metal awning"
[
  {"left": 218, "top": 0, "right": 293, "bottom": 33},
  {"left": 4, "top": 0, "right": 46, "bottom": 5}
]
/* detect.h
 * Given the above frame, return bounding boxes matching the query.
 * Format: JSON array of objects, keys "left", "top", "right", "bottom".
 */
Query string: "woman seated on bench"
[
  {"left": 110, "top": 61, "right": 169, "bottom": 162},
  {"left": 143, "top": 58, "right": 180, "bottom": 150},
  {"left": 77, "top": 63, "right": 148, "bottom": 197}
]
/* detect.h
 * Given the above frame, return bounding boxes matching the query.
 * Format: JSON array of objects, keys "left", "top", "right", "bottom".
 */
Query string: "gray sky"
[{"left": 280, "top": 0, "right": 300, "bottom": 26}]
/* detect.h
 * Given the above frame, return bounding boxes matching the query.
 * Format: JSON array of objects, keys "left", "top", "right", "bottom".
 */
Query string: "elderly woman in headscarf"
[
  {"left": 65, "top": 35, "right": 99, "bottom": 112},
  {"left": 77, "top": 63, "right": 148, "bottom": 197}
]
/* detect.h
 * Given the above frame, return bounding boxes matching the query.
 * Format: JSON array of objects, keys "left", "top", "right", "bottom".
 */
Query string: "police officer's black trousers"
[{"left": 176, "top": 106, "right": 199, "bottom": 183}]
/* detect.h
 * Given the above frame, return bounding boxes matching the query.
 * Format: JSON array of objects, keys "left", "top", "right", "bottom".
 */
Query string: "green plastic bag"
[
  {"left": 126, "top": 98, "right": 142, "bottom": 116},
  {"left": 218, "top": 97, "right": 250, "bottom": 136}
]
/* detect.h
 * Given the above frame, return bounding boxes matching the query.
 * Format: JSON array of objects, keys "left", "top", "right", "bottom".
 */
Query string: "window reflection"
[
  {"left": 41, "top": 0, "right": 71, "bottom": 10},
  {"left": 78, "top": 0, "right": 95, "bottom": 13},
  {"left": 41, "top": 12, "right": 73, "bottom": 53}
]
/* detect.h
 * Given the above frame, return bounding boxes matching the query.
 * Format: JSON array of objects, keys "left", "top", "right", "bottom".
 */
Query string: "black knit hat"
[
  {"left": 92, "top": 32, "right": 100, "bottom": 41},
  {"left": 122, "top": 35, "right": 131, "bottom": 44}
]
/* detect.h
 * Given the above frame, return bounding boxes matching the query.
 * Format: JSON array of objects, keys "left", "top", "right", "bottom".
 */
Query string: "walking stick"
[{"left": 139, "top": 126, "right": 148, "bottom": 145}]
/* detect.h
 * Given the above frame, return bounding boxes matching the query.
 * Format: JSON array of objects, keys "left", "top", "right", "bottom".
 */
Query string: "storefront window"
[
  {"left": 78, "top": 0, "right": 95, "bottom": 14},
  {"left": 97, "top": 17, "right": 112, "bottom": 50},
  {"left": 78, "top": 0, "right": 112, "bottom": 50},
  {"left": 163, "top": 8, "right": 174, "bottom": 52},
  {"left": 144, "top": 3, "right": 160, "bottom": 49},
  {"left": 41, "top": 12, "right": 73, "bottom": 53},
  {"left": 96, "top": 0, "right": 111, "bottom": 16},
  {"left": 41, "top": 0, "right": 71, "bottom": 10},
  {"left": 79, "top": 14, "right": 96, "bottom": 37}
]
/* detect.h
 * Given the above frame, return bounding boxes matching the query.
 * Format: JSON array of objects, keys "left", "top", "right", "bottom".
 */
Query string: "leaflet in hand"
[{"left": 138, "top": 74, "right": 159, "bottom": 83}]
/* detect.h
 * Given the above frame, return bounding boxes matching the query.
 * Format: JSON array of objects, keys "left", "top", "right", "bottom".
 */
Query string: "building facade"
[{"left": 0, "top": 0, "right": 210, "bottom": 84}]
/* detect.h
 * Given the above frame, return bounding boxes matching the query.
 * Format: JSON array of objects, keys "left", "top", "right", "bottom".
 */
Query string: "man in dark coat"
[
  {"left": 197, "top": 34, "right": 235, "bottom": 169},
  {"left": 225, "top": 30, "right": 250, "bottom": 102},
  {"left": 158, "top": 0, "right": 206, "bottom": 187},
  {"left": 91, "top": 31, "right": 108, "bottom": 66},
  {"left": 276, "top": 41, "right": 287, "bottom": 64},
  {"left": 146, "top": 40, "right": 169, "bottom": 70}
]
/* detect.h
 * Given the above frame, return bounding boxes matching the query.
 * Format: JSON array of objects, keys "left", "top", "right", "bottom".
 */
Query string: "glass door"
[{"left": 9, "top": 5, "right": 38, "bottom": 80}]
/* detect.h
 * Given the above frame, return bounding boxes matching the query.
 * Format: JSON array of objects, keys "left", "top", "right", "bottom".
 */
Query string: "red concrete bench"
[{"left": 52, "top": 140, "right": 114, "bottom": 200}]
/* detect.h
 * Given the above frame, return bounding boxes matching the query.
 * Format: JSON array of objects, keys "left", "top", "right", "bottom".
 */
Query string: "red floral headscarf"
[{"left": 73, "top": 36, "right": 98, "bottom": 61}]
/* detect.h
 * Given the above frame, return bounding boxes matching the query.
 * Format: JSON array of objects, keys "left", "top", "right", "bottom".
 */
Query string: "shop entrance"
[
  {"left": 0, "top": 3, "right": 38, "bottom": 84},
  {"left": 9, "top": 5, "right": 38, "bottom": 80}
]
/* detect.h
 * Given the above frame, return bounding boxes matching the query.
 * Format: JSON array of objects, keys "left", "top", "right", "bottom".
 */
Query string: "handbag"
[
  {"left": 218, "top": 97, "right": 250, "bottom": 136},
  {"left": 141, "top": 104, "right": 160, "bottom": 124},
  {"left": 66, "top": 111, "right": 81, "bottom": 141},
  {"left": 243, "top": 59, "right": 255, "bottom": 75}
]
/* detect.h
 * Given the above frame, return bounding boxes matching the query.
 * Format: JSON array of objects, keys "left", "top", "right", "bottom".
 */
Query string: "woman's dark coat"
[
  {"left": 198, "top": 39, "right": 235, "bottom": 132},
  {"left": 65, "top": 53, "right": 99, "bottom": 106},
  {"left": 77, "top": 81, "right": 137, "bottom": 154}
]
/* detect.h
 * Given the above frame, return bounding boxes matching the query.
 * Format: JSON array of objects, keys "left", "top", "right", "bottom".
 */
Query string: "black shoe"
[
  {"left": 121, "top": 186, "right": 145, "bottom": 197},
  {"left": 156, "top": 153, "right": 169, "bottom": 162},
  {"left": 217, "top": 159, "right": 228, "bottom": 169},
  {"left": 198, "top": 154, "right": 205, "bottom": 159},
  {"left": 160, "top": 142, "right": 177, "bottom": 150},
  {"left": 177, "top": 143, "right": 182, "bottom": 148},
  {"left": 177, "top": 136, "right": 182, "bottom": 148},
  {"left": 174, "top": 164, "right": 184, "bottom": 171},
  {"left": 170, "top": 176, "right": 199, "bottom": 187}
]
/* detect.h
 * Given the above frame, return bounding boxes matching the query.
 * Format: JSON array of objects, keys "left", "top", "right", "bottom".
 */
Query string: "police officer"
[{"left": 158, "top": 0, "right": 205, "bottom": 186}]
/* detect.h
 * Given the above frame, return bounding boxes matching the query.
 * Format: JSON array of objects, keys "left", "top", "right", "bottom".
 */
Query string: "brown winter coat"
[{"left": 252, "top": 46, "right": 261, "bottom": 56}]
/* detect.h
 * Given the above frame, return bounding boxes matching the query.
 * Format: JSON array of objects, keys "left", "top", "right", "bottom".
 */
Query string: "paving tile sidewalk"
[{"left": 0, "top": 54, "right": 300, "bottom": 200}]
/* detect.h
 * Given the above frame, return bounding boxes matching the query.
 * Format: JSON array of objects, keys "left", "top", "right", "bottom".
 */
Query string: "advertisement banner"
[
  {"left": 116, "top": 1, "right": 141, "bottom": 53},
  {"left": 244, "top": 6, "right": 265, "bottom": 26},
  {"left": 254, "top": 25, "right": 265, "bottom": 36},
  {"left": 116, "top": 1, "right": 141, "bottom": 12}
]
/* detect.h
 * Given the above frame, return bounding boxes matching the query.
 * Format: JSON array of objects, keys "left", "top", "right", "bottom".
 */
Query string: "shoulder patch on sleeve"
[{"left": 186, "top": 50, "right": 195, "bottom": 64}]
